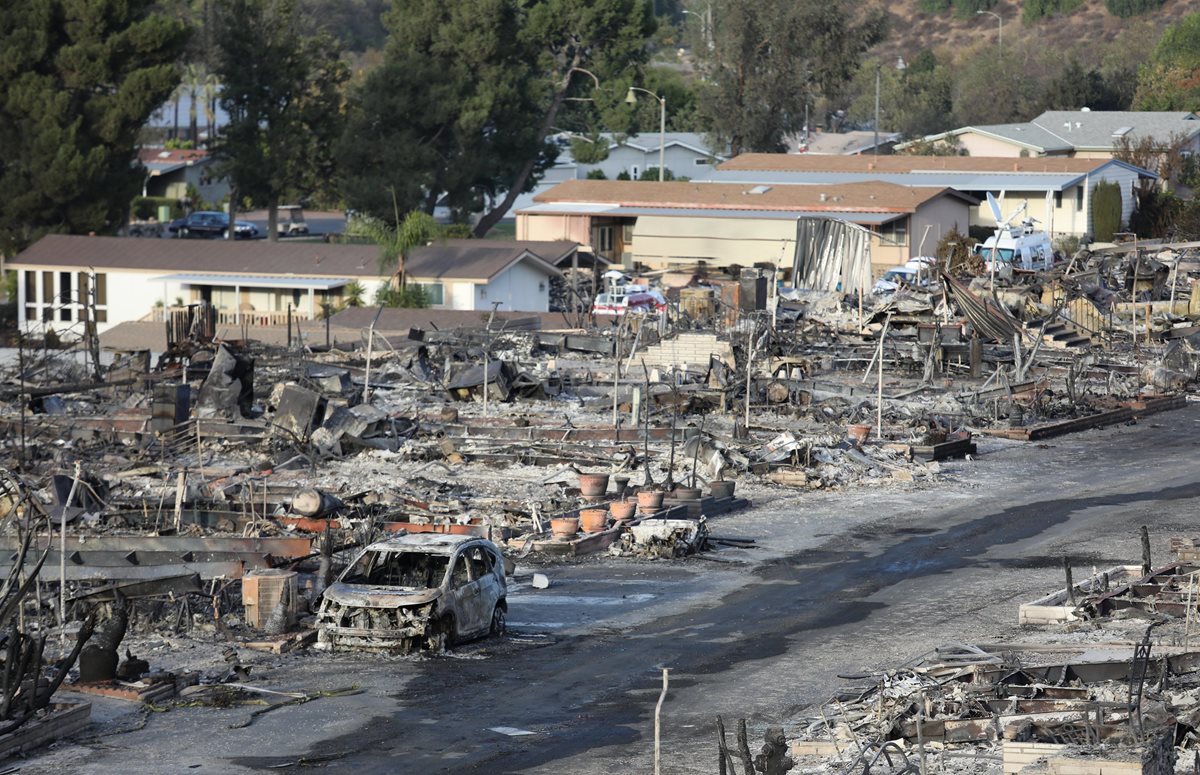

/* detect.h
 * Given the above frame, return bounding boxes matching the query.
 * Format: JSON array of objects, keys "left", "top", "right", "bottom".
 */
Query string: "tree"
[
  {"left": 0, "top": 0, "right": 188, "bottom": 255},
  {"left": 338, "top": 0, "right": 655, "bottom": 238},
  {"left": 1040, "top": 58, "right": 1125, "bottom": 112},
  {"left": 1133, "top": 13, "right": 1200, "bottom": 110},
  {"left": 212, "top": 0, "right": 348, "bottom": 240},
  {"left": 345, "top": 209, "right": 438, "bottom": 281},
  {"left": 847, "top": 50, "right": 953, "bottom": 139},
  {"left": 695, "top": 0, "right": 887, "bottom": 154},
  {"left": 1092, "top": 182, "right": 1122, "bottom": 242}
]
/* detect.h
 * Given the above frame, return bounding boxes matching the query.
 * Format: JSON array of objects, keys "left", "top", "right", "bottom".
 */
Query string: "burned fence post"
[
  {"left": 1142, "top": 525, "right": 1152, "bottom": 577},
  {"left": 1064, "top": 556, "right": 1076, "bottom": 607}
]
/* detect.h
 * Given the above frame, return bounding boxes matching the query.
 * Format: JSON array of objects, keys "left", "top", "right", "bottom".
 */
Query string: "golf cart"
[{"left": 277, "top": 205, "right": 309, "bottom": 236}]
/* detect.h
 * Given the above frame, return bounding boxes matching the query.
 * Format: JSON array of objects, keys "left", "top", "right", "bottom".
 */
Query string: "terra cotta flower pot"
[
  {"left": 609, "top": 501, "right": 637, "bottom": 521},
  {"left": 637, "top": 489, "right": 665, "bottom": 513},
  {"left": 579, "top": 508, "right": 609, "bottom": 533},
  {"left": 578, "top": 473, "right": 610, "bottom": 497},
  {"left": 550, "top": 517, "right": 579, "bottom": 539},
  {"left": 709, "top": 480, "right": 735, "bottom": 499}
]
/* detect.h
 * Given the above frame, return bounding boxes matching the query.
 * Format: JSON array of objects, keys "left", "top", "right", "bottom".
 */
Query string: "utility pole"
[{"left": 873, "top": 65, "right": 881, "bottom": 156}]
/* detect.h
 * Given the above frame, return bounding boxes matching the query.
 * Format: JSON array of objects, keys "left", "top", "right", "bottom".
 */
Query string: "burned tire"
[{"left": 489, "top": 604, "right": 506, "bottom": 638}]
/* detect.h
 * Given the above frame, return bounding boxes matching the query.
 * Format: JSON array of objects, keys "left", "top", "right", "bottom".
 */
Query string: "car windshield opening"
[{"left": 342, "top": 551, "right": 449, "bottom": 588}]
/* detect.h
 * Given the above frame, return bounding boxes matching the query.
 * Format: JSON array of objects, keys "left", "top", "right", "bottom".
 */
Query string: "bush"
[
  {"left": 1130, "top": 190, "right": 1182, "bottom": 238},
  {"left": 639, "top": 167, "right": 677, "bottom": 181},
  {"left": 1105, "top": 0, "right": 1163, "bottom": 17},
  {"left": 1091, "top": 181, "right": 1123, "bottom": 242},
  {"left": 131, "top": 196, "right": 183, "bottom": 221},
  {"left": 374, "top": 284, "right": 431, "bottom": 308},
  {"left": 585, "top": 169, "right": 608, "bottom": 180}
]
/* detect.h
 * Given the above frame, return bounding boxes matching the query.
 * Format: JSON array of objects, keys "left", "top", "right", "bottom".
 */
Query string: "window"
[
  {"left": 479, "top": 287, "right": 487, "bottom": 299},
  {"left": 94, "top": 273, "right": 106, "bottom": 305},
  {"left": 451, "top": 556, "right": 470, "bottom": 588},
  {"left": 1054, "top": 191, "right": 1062, "bottom": 209},
  {"left": 596, "top": 226, "right": 614, "bottom": 253},
  {"left": 630, "top": 165, "right": 640, "bottom": 180},
  {"left": 1076, "top": 186, "right": 1084, "bottom": 212},
  {"left": 694, "top": 158, "right": 712, "bottom": 166},
  {"left": 23, "top": 271, "right": 35, "bottom": 305},
  {"left": 538, "top": 281, "right": 546, "bottom": 292},
  {"left": 412, "top": 282, "right": 444, "bottom": 305},
  {"left": 878, "top": 218, "right": 908, "bottom": 246},
  {"left": 467, "top": 547, "right": 491, "bottom": 579}
]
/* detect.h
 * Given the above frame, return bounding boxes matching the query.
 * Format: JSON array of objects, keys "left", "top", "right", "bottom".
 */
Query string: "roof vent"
[
  {"left": 157, "top": 151, "right": 170, "bottom": 158},
  {"left": 748, "top": 185, "right": 771, "bottom": 195},
  {"left": 1075, "top": 122, "right": 1082, "bottom": 129},
  {"left": 819, "top": 192, "right": 827, "bottom": 203}
]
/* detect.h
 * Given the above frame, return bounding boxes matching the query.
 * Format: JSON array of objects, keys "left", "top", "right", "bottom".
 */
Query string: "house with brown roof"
[
  {"left": 137, "top": 148, "right": 229, "bottom": 204},
  {"left": 516, "top": 179, "right": 975, "bottom": 277},
  {"left": 403, "top": 240, "right": 570, "bottom": 312},
  {"left": 703, "top": 154, "right": 1157, "bottom": 239},
  {"left": 8, "top": 235, "right": 391, "bottom": 334}
]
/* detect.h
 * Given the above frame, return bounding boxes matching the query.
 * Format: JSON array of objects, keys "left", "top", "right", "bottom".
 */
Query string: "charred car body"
[{"left": 315, "top": 534, "right": 507, "bottom": 653}]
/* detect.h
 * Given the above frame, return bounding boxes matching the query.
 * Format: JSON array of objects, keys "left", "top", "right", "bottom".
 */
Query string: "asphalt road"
[
  {"left": 220, "top": 405, "right": 1200, "bottom": 775},
  {"left": 27, "top": 406, "right": 1200, "bottom": 774}
]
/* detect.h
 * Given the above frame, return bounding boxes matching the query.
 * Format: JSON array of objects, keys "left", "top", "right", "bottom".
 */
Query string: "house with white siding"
[
  {"left": 8, "top": 235, "right": 391, "bottom": 335},
  {"left": 404, "top": 240, "right": 570, "bottom": 312},
  {"left": 702, "top": 154, "right": 1158, "bottom": 241}
]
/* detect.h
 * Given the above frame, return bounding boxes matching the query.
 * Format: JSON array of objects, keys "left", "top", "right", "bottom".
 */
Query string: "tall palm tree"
[
  {"left": 183, "top": 63, "right": 204, "bottom": 145},
  {"left": 170, "top": 78, "right": 187, "bottom": 140},
  {"left": 202, "top": 70, "right": 220, "bottom": 144}
]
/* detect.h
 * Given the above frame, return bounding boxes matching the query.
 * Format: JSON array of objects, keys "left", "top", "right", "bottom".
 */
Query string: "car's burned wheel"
[{"left": 490, "top": 605, "right": 506, "bottom": 637}]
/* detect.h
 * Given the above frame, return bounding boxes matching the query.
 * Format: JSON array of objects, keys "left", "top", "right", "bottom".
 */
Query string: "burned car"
[{"left": 315, "top": 534, "right": 507, "bottom": 653}]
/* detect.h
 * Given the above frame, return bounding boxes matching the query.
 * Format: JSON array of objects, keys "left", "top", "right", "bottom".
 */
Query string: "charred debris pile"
[{"left": 0, "top": 238, "right": 1195, "bottom": 749}]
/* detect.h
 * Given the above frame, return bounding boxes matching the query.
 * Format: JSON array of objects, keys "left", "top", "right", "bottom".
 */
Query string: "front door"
[{"left": 448, "top": 552, "right": 484, "bottom": 636}]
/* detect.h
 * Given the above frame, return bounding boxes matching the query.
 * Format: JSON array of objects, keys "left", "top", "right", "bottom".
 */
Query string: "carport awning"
[{"left": 150, "top": 273, "right": 352, "bottom": 290}]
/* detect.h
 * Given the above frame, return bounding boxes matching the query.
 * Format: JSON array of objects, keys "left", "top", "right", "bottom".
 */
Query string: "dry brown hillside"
[{"left": 867, "top": 0, "right": 1194, "bottom": 60}]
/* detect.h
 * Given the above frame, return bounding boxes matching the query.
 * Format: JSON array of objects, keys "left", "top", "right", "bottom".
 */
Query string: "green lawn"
[{"left": 482, "top": 220, "right": 516, "bottom": 240}]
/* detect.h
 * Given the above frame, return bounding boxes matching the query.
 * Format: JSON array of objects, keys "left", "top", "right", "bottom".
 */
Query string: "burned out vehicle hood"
[{"left": 322, "top": 582, "right": 441, "bottom": 608}]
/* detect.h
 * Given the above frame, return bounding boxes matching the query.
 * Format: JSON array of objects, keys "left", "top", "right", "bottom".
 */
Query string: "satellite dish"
[{"left": 986, "top": 192, "right": 1004, "bottom": 225}]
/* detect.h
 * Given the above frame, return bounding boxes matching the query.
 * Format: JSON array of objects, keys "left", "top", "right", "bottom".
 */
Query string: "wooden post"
[
  {"left": 744, "top": 321, "right": 755, "bottom": 431},
  {"left": 1064, "top": 556, "right": 1076, "bottom": 607},
  {"left": 1141, "top": 525, "right": 1152, "bottom": 578},
  {"left": 969, "top": 334, "right": 982, "bottom": 379},
  {"left": 876, "top": 315, "right": 891, "bottom": 440},
  {"left": 60, "top": 461, "right": 82, "bottom": 645}
]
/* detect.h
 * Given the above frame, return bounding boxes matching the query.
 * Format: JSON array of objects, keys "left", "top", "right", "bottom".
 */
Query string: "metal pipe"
[{"left": 654, "top": 668, "right": 670, "bottom": 775}]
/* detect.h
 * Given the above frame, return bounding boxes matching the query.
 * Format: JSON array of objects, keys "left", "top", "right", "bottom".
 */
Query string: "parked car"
[
  {"left": 167, "top": 211, "right": 258, "bottom": 239},
  {"left": 315, "top": 534, "right": 507, "bottom": 653}
]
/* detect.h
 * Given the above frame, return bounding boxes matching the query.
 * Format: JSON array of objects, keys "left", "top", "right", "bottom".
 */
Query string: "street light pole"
[
  {"left": 626, "top": 86, "right": 667, "bottom": 181},
  {"left": 976, "top": 10, "right": 1002, "bottom": 51}
]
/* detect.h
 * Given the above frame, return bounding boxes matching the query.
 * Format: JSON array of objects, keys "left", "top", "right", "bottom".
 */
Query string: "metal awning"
[{"left": 150, "top": 273, "right": 352, "bottom": 290}]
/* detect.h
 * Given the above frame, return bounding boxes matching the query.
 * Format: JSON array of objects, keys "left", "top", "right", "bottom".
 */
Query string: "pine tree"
[{"left": 0, "top": 0, "right": 188, "bottom": 254}]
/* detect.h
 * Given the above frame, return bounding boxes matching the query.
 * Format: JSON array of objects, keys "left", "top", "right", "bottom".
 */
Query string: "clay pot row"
[{"left": 578, "top": 472, "right": 637, "bottom": 498}]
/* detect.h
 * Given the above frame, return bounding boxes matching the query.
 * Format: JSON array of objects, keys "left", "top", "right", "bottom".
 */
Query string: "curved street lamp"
[
  {"left": 625, "top": 86, "right": 667, "bottom": 182},
  {"left": 976, "top": 10, "right": 1002, "bottom": 51}
]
